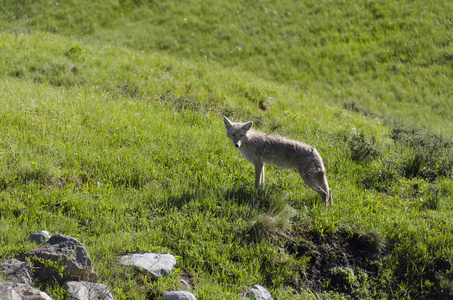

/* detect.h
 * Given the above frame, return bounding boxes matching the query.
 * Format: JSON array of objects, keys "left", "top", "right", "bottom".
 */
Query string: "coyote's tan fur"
[{"left": 223, "top": 116, "right": 332, "bottom": 205}]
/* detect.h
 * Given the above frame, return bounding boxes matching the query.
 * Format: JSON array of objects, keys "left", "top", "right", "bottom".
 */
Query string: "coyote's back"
[{"left": 223, "top": 116, "right": 332, "bottom": 205}]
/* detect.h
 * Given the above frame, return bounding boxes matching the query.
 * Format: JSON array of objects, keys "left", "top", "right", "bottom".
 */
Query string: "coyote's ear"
[
  {"left": 243, "top": 121, "right": 253, "bottom": 131},
  {"left": 223, "top": 116, "right": 232, "bottom": 129}
]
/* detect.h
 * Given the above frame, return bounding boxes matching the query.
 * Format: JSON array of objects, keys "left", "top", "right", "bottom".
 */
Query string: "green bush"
[
  {"left": 348, "top": 132, "right": 381, "bottom": 163},
  {"left": 391, "top": 125, "right": 453, "bottom": 180}
]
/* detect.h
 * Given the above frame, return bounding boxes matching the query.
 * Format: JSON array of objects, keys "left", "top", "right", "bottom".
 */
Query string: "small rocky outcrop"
[
  {"left": 119, "top": 252, "right": 176, "bottom": 277},
  {"left": 24, "top": 233, "right": 98, "bottom": 283},
  {"left": 1, "top": 259, "right": 33, "bottom": 285},
  {"left": 244, "top": 284, "right": 274, "bottom": 300},
  {"left": 1, "top": 231, "right": 115, "bottom": 300},
  {"left": 64, "top": 281, "right": 114, "bottom": 300},
  {"left": 29, "top": 230, "right": 52, "bottom": 245},
  {"left": 163, "top": 290, "right": 197, "bottom": 300},
  {"left": 2, "top": 231, "right": 277, "bottom": 300},
  {"left": 0, "top": 282, "right": 53, "bottom": 300}
]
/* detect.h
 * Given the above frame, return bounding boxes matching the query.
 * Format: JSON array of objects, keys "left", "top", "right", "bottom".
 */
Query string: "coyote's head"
[{"left": 223, "top": 116, "right": 253, "bottom": 148}]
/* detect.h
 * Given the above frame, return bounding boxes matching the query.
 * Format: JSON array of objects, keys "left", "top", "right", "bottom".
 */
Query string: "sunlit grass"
[
  {"left": 3, "top": 0, "right": 452, "bottom": 135},
  {"left": 1, "top": 1, "right": 453, "bottom": 298}
]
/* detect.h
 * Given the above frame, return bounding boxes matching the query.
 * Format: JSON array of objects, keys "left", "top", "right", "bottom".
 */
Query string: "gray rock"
[
  {"left": 64, "top": 281, "right": 114, "bottom": 300},
  {"left": 179, "top": 279, "right": 191, "bottom": 290},
  {"left": 0, "top": 282, "right": 53, "bottom": 300},
  {"left": 25, "top": 234, "right": 98, "bottom": 283},
  {"left": 164, "top": 291, "right": 196, "bottom": 300},
  {"left": 30, "top": 230, "right": 51, "bottom": 244},
  {"left": 119, "top": 252, "right": 176, "bottom": 277},
  {"left": 1, "top": 259, "right": 33, "bottom": 285},
  {"left": 244, "top": 284, "right": 273, "bottom": 300}
]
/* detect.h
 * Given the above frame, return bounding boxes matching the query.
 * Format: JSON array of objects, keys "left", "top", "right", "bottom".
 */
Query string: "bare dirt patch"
[{"left": 286, "top": 228, "right": 385, "bottom": 297}]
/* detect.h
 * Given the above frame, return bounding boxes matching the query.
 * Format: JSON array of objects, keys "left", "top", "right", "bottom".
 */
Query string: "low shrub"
[
  {"left": 391, "top": 125, "right": 453, "bottom": 180},
  {"left": 348, "top": 132, "right": 381, "bottom": 163}
]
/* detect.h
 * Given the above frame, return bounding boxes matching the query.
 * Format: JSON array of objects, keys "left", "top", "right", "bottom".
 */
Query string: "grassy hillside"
[
  {"left": 1, "top": 1, "right": 453, "bottom": 299},
  {"left": 2, "top": 0, "right": 453, "bottom": 135}
]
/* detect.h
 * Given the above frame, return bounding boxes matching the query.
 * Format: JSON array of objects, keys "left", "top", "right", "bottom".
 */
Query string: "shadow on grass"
[
  {"left": 165, "top": 189, "right": 206, "bottom": 210},
  {"left": 160, "top": 183, "right": 324, "bottom": 219},
  {"left": 221, "top": 184, "right": 291, "bottom": 212},
  {"left": 222, "top": 183, "right": 325, "bottom": 210}
]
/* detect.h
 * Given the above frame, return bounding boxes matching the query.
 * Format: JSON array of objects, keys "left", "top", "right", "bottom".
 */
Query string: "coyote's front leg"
[{"left": 254, "top": 162, "right": 265, "bottom": 188}]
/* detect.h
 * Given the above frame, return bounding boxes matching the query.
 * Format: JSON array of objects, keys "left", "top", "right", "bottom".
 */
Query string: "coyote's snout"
[{"left": 223, "top": 116, "right": 332, "bottom": 205}]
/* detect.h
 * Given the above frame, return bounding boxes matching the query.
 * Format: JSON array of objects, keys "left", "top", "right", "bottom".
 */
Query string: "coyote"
[{"left": 223, "top": 116, "right": 332, "bottom": 205}]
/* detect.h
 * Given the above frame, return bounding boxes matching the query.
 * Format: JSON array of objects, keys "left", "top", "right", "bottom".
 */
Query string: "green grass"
[
  {"left": 1, "top": 1, "right": 453, "bottom": 299},
  {"left": 2, "top": 0, "right": 453, "bottom": 135}
]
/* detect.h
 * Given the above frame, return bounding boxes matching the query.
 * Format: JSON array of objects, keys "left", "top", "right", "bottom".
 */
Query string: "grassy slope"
[
  {"left": 1, "top": 1, "right": 453, "bottom": 299},
  {"left": 2, "top": 0, "right": 453, "bottom": 135}
]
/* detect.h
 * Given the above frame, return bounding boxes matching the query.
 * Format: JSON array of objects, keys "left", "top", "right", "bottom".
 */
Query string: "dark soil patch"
[{"left": 286, "top": 228, "right": 385, "bottom": 297}]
